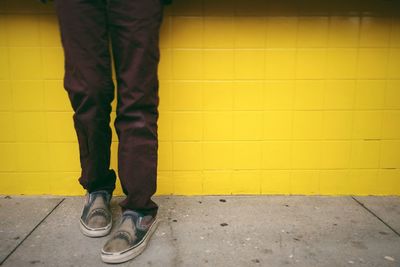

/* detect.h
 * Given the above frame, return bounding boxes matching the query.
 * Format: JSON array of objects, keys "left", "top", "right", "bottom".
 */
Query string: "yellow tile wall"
[{"left": 1, "top": 0, "right": 400, "bottom": 196}]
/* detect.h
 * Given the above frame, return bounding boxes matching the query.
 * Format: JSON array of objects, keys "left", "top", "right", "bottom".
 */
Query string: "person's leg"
[
  {"left": 108, "top": 0, "right": 164, "bottom": 217},
  {"left": 54, "top": 0, "right": 116, "bottom": 195}
]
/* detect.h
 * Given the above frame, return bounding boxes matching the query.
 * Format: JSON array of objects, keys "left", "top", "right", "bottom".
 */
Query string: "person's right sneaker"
[
  {"left": 100, "top": 209, "right": 160, "bottom": 263},
  {"left": 79, "top": 190, "right": 113, "bottom": 237}
]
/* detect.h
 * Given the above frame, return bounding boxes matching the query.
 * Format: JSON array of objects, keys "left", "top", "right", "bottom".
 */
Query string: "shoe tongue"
[{"left": 119, "top": 216, "right": 136, "bottom": 234}]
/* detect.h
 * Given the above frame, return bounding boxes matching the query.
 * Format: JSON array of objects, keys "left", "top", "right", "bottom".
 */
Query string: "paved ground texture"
[{"left": 0, "top": 195, "right": 399, "bottom": 267}]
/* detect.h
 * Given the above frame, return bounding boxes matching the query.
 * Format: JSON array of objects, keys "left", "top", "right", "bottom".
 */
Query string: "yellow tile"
[
  {"left": 233, "top": 81, "right": 263, "bottom": 110},
  {"left": 42, "top": 47, "right": 64, "bottom": 79},
  {"left": 16, "top": 143, "right": 48, "bottom": 171},
  {"left": 261, "top": 141, "right": 292, "bottom": 169},
  {"left": 0, "top": 112, "right": 14, "bottom": 142},
  {"left": 44, "top": 80, "right": 71, "bottom": 111},
  {"left": 234, "top": 0, "right": 268, "bottom": 16},
  {"left": 114, "top": 179, "right": 123, "bottom": 196},
  {"left": 0, "top": 47, "right": 9, "bottom": 79},
  {"left": 265, "top": 49, "right": 296, "bottom": 79},
  {"left": 204, "top": 50, "right": 234, "bottom": 79},
  {"left": 173, "top": 171, "right": 203, "bottom": 195},
  {"left": 294, "top": 80, "right": 325, "bottom": 110},
  {"left": 158, "top": 111, "right": 173, "bottom": 141},
  {"left": 0, "top": 15, "right": 7, "bottom": 46},
  {"left": 110, "top": 141, "right": 118, "bottom": 170},
  {"left": 172, "top": 112, "right": 202, "bottom": 141},
  {"left": 296, "top": 49, "right": 327, "bottom": 79},
  {"left": 261, "top": 170, "right": 291, "bottom": 194},
  {"left": 203, "top": 142, "right": 233, "bottom": 170},
  {"left": 352, "top": 111, "right": 382, "bottom": 140},
  {"left": 6, "top": 14, "right": 40, "bottom": 46},
  {"left": 357, "top": 48, "right": 388, "bottom": 79},
  {"left": 171, "top": 81, "right": 203, "bottom": 111},
  {"left": 109, "top": 111, "right": 118, "bottom": 142},
  {"left": 3, "top": 0, "right": 41, "bottom": 13},
  {"left": 47, "top": 142, "right": 80, "bottom": 172},
  {"left": 234, "top": 17, "right": 266, "bottom": 48},
  {"left": 155, "top": 171, "right": 174, "bottom": 195},
  {"left": 158, "top": 141, "right": 173, "bottom": 171},
  {"left": 0, "top": 143, "right": 16, "bottom": 172},
  {"left": 233, "top": 111, "right": 263, "bottom": 140},
  {"left": 376, "top": 169, "right": 400, "bottom": 195},
  {"left": 9, "top": 172, "right": 51, "bottom": 195},
  {"left": 297, "top": 0, "right": 330, "bottom": 16},
  {"left": 346, "top": 169, "right": 378, "bottom": 195},
  {"left": 390, "top": 18, "right": 400, "bottom": 47},
  {"left": 159, "top": 49, "right": 172, "bottom": 80},
  {"left": 292, "top": 111, "right": 323, "bottom": 140},
  {"left": 385, "top": 80, "right": 400, "bottom": 109},
  {"left": 203, "top": 111, "right": 233, "bottom": 141},
  {"left": 297, "top": 17, "right": 329, "bottom": 47},
  {"left": 263, "top": 111, "right": 292, "bottom": 140},
  {"left": 234, "top": 50, "right": 265, "bottom": 79},
  {"left": 171, "top": 0, "right": 203, "bottom": 16},
  {"left": 387, "top": 48, "right": 400, "bottom": 79},
  {"left": 203, "top": 170, "right": 232, "bottom": 194},
  {"left": 380, "top": 140, "right": 400, "bottom": 169},
  {"left": 354, "top": 80, "right": 385, "bottom": 110},
  {"left": 46, "top": 112, "right": 75, "bottom": 142},
  {"left": 292, "top": 141, "right": 322, "bottom": 169},
  {"left": 204, "top": 17, "right": 234, "bottom": 48},
  {"left": 12, "top": 81, "right": 44, "bottom": 111},
  {"left": 203, "top": 82, "right": 233, "bottom": 110},
  {"left": 320, "top": 141, "right": 351, "bottom": 169},
  {"left": 264, "top": 81, "right": 295, "bottom": 110},
  {"left": 159, "top": 16, "right": 171, "bottom": 48},
  {"left": 328, "top": 16, "right": 360, "bottom": 47},
  {"left": 319, "top": 170, "right": 351, "bottom": 195},
  {"left": 290, "top": 170, "right": 320, "bottom": 194},
  {"left": 233, "top": 141, "right": 262, "bottom": 169},
  {"left": 322, "top": 111, "right": 353, "bottom": 139},
  {"left": 349, "top": 140, "right": 380, "bottom": 168},
  {"left": 9, "top": 47, "right": 42, "bottom": 80},
  {"left": 172, "top": 17, "right": 203, "bottom": 48},
  {"left": 382, "top": 111, "right": 400, "bottom": 139},
  {"left": 231, "top": 170, "right": 261, "bottom": 194},
  {"left": 172, "top": 50, "right": 203, "bottom": 80},
  {"left": 324, "top": 80, "right": 355, "bottom": 110},
  {"left": 359, "top": 17, "right": 391, "bottom": 47},
  {"left": 14, "top": 112, "right": 46, "bottom": 142},
  {"left": 326, "top": 48, "right": 357, "bottom": 79},
  {"left": 0, "top": 80, "right": 12, "bottom": 111},
  {"left": 266, "top": 17, "right": 297, "bottom": 48},
  {"left": 39, "top": 14, "right": 61, "bottom": 46},
  {"left": 204, "top": 0, "right": 235, "bottom": 16},
  {"left": 158, "top": 81, "right": 172, "bottom": 111},
  {"left": 50, "top": 172, "right": 85, "bottom": 196},
  {"left": 173, "top": 142, "right": 202, "bottom": 170}
]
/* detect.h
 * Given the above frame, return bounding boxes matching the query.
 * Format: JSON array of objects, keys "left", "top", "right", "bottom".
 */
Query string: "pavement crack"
[
  {"left": 351, "top": 196, "right": 400, "bottom": 238},
  {"left": 0, "top": 198, "right": 65, "bottom": 266}
]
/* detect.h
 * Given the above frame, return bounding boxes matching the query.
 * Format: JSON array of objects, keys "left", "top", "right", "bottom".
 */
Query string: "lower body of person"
[{"left": 53, "top": 0, "right": 165, "bottom": 263}]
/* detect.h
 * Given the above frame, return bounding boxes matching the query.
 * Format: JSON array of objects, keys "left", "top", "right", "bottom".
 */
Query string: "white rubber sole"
[
  {"left": 79, "top": 218, "right": 112, "bottom": 238},
  {"left": 100, "top": 217, "right": 161, "bottom": 264}
]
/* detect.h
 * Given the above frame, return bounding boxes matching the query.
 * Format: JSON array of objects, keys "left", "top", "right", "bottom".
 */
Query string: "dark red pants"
[{"left": 54, "top": 0, "right": 164, "bottom": 217}]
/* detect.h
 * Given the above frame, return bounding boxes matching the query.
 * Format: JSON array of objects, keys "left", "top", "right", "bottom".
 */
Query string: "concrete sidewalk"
[{"left": 0, "top": 195, "right": 399, "bottom": 267}]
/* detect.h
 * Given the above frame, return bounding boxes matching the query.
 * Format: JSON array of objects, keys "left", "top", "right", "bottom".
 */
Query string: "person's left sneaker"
[{"left": 100, "top": 209, "right": 160, "bottom": 263}]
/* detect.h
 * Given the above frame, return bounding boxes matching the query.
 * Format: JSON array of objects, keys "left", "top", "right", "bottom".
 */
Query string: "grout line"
[
  {"left": 351, "top": 196, "right": 400, "bottom": 238},
  {"left": 0, "top": 198, "right": 66, "bottom": 266}
]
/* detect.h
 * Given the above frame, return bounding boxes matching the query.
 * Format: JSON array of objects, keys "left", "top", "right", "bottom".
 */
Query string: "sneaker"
[
  {"left": 100, "top": 210, "right": 160, "bottom": 263},
  {"left": 79, "top": 190, "right": 112, "bottom": 237}
]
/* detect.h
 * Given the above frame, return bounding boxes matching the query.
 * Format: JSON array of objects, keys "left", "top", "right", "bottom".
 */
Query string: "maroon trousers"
[{"left": 54, "top": 0, "right": 164, "bottom": 217}]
